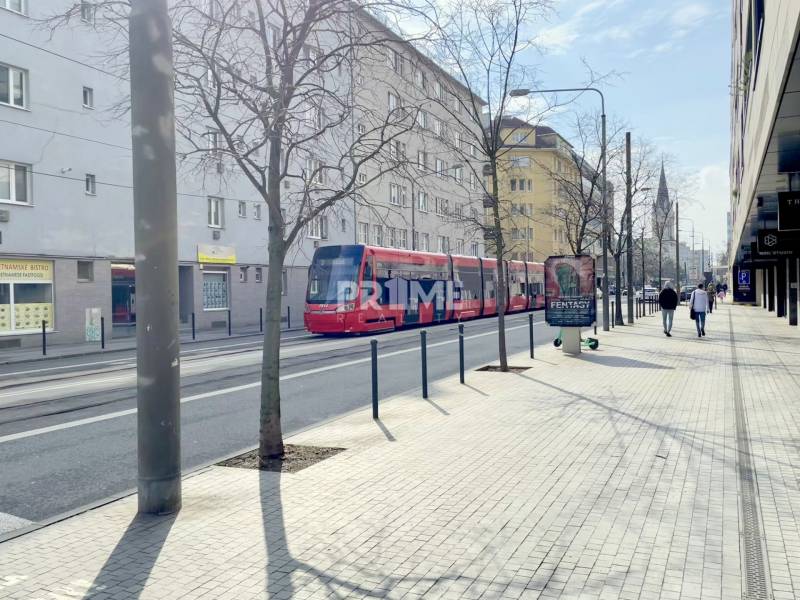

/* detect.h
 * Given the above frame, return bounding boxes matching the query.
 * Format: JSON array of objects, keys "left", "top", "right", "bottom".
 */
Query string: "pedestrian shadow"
[
  {"left": 85, "top": 512, "right": 177, "bottom": 598},
  {"left": 574, "top": 354, "right": 673, "bottom": 370},
  {"left": 374, "top": 418, "right": 396, "bottom": 441}
]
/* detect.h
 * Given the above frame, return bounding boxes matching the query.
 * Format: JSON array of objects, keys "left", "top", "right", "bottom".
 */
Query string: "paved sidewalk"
[{"left": 1, "top": 303, "right": 799, "bottom": 599}]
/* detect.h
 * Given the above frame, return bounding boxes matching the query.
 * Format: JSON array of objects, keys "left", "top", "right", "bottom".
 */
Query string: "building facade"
[
  {"left": 0, "top": 1, "right": 482, "bottom": 346},
  {"left": 730, "top": 0, "right": 800, "bottom": 326},
  {"left": 492, "top": 119, "right": 602, "bottom": 263}
]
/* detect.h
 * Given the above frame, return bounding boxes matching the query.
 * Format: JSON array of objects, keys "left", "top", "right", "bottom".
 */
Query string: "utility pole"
[
  {"left": 675, "top": 201, "right": 680, "bottom": 301},
  {"left": 600, "top": 110, "right": 610, "bottom": 331},
  {"left": 640, "top": 228, "right": 645, "bottom": 293},
  {"left": 130, "top": 0, "right": 181, "bottom": 515},
  {"left": 625, "top": 132, "right": 633, "bottom": 324}
]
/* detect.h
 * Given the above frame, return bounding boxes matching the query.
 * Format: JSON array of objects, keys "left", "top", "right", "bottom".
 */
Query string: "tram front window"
[{"left": 306, "top": 246, "right": 363, "bottom": 304}]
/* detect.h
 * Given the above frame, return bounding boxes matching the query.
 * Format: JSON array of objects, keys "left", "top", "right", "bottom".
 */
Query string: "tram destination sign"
[{"left": 544, "top": 255, "right": 597, "bottom": 327}]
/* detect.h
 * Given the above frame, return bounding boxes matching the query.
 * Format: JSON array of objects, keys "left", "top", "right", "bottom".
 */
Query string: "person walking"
[
  {"left": 690, "top": 282, "right": 710, "bottom": 338},
  {"left": 706, "top": 283, "right": 716, "bottom": 314},
  {"left": 659, "top": 281, "right": 678, "bottom": 337}
]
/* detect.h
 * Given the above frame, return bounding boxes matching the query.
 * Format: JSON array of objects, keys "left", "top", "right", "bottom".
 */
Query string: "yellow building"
[{"left": 489, "top": 118, "right": 602, "bottom": 262}]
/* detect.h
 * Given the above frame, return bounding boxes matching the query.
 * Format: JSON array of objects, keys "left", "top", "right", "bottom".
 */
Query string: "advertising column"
[
  {"left": 544, "top": 255, "right": 596, "bottom": 355},
  {"left": 0, "top": 258, "right": 54, "bottom": 334}
]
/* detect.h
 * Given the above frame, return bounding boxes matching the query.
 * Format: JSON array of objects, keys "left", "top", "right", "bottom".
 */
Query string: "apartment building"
[
  {"left": 0, "top": 1, "right": 481, "bottom": 346},
  {"left": 729, "top": 0, "right": 800, "bottom": 326},
  {"left": 491, "top": 118, "right": 602, "bottom": 262}
]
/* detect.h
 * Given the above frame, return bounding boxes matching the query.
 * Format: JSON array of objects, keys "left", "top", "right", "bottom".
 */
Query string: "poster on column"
[{"left": 544, "top": 255, "right": 596, "bottom": 327}]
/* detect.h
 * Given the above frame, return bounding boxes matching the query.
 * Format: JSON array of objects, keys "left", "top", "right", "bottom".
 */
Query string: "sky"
[{"left": 524, "top": 0, "right": 731, "bottom": 259}]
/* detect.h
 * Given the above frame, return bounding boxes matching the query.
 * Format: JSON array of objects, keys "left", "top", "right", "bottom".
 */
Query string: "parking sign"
[{"left": 738, "top": 270, "right": 750, "bottom": 286}]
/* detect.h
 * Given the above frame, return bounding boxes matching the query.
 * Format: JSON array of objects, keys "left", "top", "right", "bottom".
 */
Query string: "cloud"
[
  {"left": 535, "top": 21, "right": 580, "bottom": 55},
  {"left": 671, "top": 3, "right": 713, "bottom": 29}
]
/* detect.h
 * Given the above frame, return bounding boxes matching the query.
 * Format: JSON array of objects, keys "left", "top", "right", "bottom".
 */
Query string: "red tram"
[{"left": 304, "top": 245, "right": 544, "bottom": 334}]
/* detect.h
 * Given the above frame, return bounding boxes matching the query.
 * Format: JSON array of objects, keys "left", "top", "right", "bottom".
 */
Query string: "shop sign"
[
  {"left": 198, "top": 244, "right": 236, "bottom": 265},
  {"left": 0, "top": 259, "right": 53, "bottom": 282},
  {"left": 778, "top": 191, "right": 800, "bottom": 231},
  {"left": 544, "top": 255, "right": 596, "bottom": 327},
  {"left": 756, "top": 229, "right": 799, "bottom": 257}
]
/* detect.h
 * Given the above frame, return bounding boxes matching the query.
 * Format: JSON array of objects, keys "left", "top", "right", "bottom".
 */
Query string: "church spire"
[{"left": 656, "top": 161, "right": 669, "bottom": 208}]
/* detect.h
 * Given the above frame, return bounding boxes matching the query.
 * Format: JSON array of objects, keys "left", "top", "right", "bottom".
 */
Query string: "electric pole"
[
  {"left": 130, "top": 0, "right": 182, "bottom": 515},
  {"left": 625, "top": 132, "right": 633, "bottom": 323},
  {"left": 675, "top": 201, "right": 680, "bottom": 301}
]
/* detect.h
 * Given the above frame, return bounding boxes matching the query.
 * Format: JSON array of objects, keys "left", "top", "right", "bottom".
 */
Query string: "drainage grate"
[{"left": 729, "top": 312, "right": 772, "bottom": 600}]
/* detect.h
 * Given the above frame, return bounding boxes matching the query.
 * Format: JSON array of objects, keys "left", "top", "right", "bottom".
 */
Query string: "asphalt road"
[{"left": 0, "top": 311, "right": 579, "bottom": 536}]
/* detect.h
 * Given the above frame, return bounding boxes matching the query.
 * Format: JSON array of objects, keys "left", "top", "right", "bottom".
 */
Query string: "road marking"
[{"left": 0, "top": 321, "right": 551, "bottom": 444}]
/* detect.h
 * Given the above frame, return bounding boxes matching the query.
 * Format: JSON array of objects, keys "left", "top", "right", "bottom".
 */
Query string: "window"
[
  {"left": 80, "top": 1, "right": 94, "bottom": 23},
  {"left": 510, "top": 179, "right": 517, "bottom": 192},
  {"left": 432, "top": 117, "right": 442, "bottom": 137},
  {"left": 372, "top": 224, "right": 383, "bottom": 246},
  {"left": 77, "top": 261, "right": 94, "bottom": 282},
  {"left": 452, "top": 94, "right": 461, "bottom": 113},
  {"left": 238, "top": 201, "right": 247, "bottom": 218},
  {"left": 435, "top": 81, "right": 445, "bottom": 101},
  {"left": 420, "top": 232, "right": 430, "bottom": 251},
  {"left": 469, "top": 171, "right": 477, "bottom": 192},
  {"left": 512, "top": 131, "right": 528, "bottom": 144},
  {"left": 392, "top": 50, "right": 404, "bottom": 75},
  {"left": 308, "top": 215, "right": 328, "bottom": 239},
  {"left": 416, "top": 110, "right": 427, "bottom": 129},
  {"left": 281, "top": 270, "right": 288, "bottom": 295},
  {"left": 85, "top": 173, "right": 96, "bottom": 195},
  {"left": 435, "top": 197, "right": 448, "bottom": 216},
  {"left": 82, "top": 86, "right": 94, "bottom": 109},
  {"left": 510, "top": 156, "right": 530, "bottom": 168},
  {"left": 437, "top": 235, "right": 449, "bottom": 253},
  {"left": 413, "top": 231, "right": 419, "bottom": 250},
  {"left": 455, "top": 239, "right": 464, "bottom": 254},
  {"left": 207, "top": 129, "right": 219, "bottom": 153},
  {"left": 399, "top": 229, "right": 408, "bottom": 249},
  {"left": 357, "top": 122, "right": 366, "bottom": 136},
  {"left": 388, "top": 92, "right": 399, "bottom": 112},
  {"left": 435, "top": 158, "right": 445, "bottom": 177},
  {"left": 202, "top": 271, "right": 228, "bottom": 310},
  {"left": 415, "top": 69, "right": 426, "bottom": 90},
  {"left": 388, "top": 226, "right": 397, "bottom": 248},
  {"left": 417, "top": 190, "right": 428, "bottom": 212},
  {"left": 304, "top": 157, "right": 325, "bottom": 185},
  {"left": 453, "top": 166, "right": 463, "bottom": 183},
  {"left": 358, "top": 221, "right": 369, "bottom": 244},
  {"left": 239, "top": 266, "right": 248, "bottom": 282},
  {"left": 470, "top": 241, "right": 479, "bottom": 256},
  {"left": 454, "top": 203, "right": 464, "bottom": 217},
  {"left": 389, "top": 139, "right": 405, "bottom": 160},
  {"left": 0, "top": 63, "right": 27, "bottom": 108},
  {"left": 1, "top": 0, "right": 27, "bottom": 15},
  {"left": 208, "top": 196, "right": 223, "bottom": 228},
  {"left": 255, "top": 267, "right": 263, "bottom": 283},
  {"left": 253, "top": 203, "right": 262, "bottom": 220},
  {"left": 0, "top": 161, "right": 30, "bottom": 204},
  {"left": 357, "top": 169, "right": 368, "bottom": 185},
  {"left": 527, "top": 179, "right": 533, "bottom": 192},
  {"left": 417, "top": 150, "right": 427, "bottom": 170},
  {"left": 389, "top": 183, "right": 401, "bottom": 206}
]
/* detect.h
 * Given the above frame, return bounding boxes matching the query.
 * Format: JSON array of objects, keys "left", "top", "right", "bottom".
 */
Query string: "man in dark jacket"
[{"left": 659, "top": 281, "right": 679, "bottom": 337}]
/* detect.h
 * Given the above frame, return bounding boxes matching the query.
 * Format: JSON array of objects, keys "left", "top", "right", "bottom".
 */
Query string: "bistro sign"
[{"left": 0, "top": 259, "right": 53, "bottom": 282}]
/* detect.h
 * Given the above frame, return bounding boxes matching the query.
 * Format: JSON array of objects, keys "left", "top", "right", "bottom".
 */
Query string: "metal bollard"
[
  {"left": 458, "top": 324, "right": 465, "bottom": 384},
  {"left": 41, "top": 319, "right": 46, "bottom": 356},
  {"left": 371, "top": 339, "right": 378, "bottom": 419},
  {"left": 191, "top": 312, "right": 196, "bottom": 340},
  {"left": 228, "top": 309, "right": 232, "bottom": 336},
  {"left": 287, "top": 306, "right": 291, "bottom": 329},
  {"left": 611, "top": 301, "right": 615, "bottom": 328},
  {"left": 529, "top": 313, "right": 534, "bottom": 359},
  {"left": 259, "top": 307, "right": 263, "bottom": 333},
  {"left": 421, "top": 330, "right": 428, "bottom": 399},
  {"left": 101, "top": 316, "right": 105, "bottom": 349}
]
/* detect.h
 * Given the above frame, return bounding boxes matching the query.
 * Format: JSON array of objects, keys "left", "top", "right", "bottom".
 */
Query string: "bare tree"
[
  {"left": 411, "top": 0, "right": 552, "bottom": 371},
  {"left": 46, "top": 0, "right": 422, "bottom": 460}
]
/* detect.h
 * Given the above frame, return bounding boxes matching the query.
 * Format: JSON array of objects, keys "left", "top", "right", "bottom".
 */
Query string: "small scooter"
[{"left": 553, "top": 328, "right": 599, "bottom": 350}]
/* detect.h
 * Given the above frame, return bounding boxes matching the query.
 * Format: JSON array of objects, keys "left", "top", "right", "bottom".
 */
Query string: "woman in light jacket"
[{"left": 690, "top": 282, "right": 710, "bottom": 338}]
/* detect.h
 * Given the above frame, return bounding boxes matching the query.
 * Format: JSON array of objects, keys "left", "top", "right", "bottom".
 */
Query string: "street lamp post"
[{"left": 510, "top": 87, "right": 609, "bottom": 331}]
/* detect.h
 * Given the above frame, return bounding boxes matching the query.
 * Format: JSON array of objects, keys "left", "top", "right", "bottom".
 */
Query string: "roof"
[{"left": 496, "top": 118, "right": 569, "bottom": 150}]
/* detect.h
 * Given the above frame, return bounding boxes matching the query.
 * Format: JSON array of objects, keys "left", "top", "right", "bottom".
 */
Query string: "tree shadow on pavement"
[
  {"left": 573, "top": 354, "right": 673, "bottom": 369},
  {"left": 85, "top": 512, "right": 177, "bottom": 598}
]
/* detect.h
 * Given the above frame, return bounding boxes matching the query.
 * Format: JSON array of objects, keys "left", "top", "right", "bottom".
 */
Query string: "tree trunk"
[
  {"left": 258, "top": 224, "right": 286, "bottom": 462},
  {"left": 658, "top": 244, "right": 662, "bottom": 289},
  {"left": 491, "top": 162, "right": 508, "bottom": 371},
  {"left": 614, "top": 254, "right": 623, "bottom": 325}
]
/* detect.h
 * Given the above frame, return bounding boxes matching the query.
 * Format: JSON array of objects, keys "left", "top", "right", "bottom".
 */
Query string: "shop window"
[
  {"left": 202, "top": 271, "right": 228, "bottom": 310},
  {"left": 0, "top": 262, "right": 55, "bottom": 332},
  {"left": 77, "top": 260, "right": 94, "bottom": 282}
]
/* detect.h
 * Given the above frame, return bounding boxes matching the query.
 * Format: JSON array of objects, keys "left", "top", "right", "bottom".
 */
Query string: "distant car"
[
  {"left": 680, "top": 286, "right": 693, "bottom": 301},
  {"left": 643, "top": 286, "right": 658, "bottom": 300}
]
